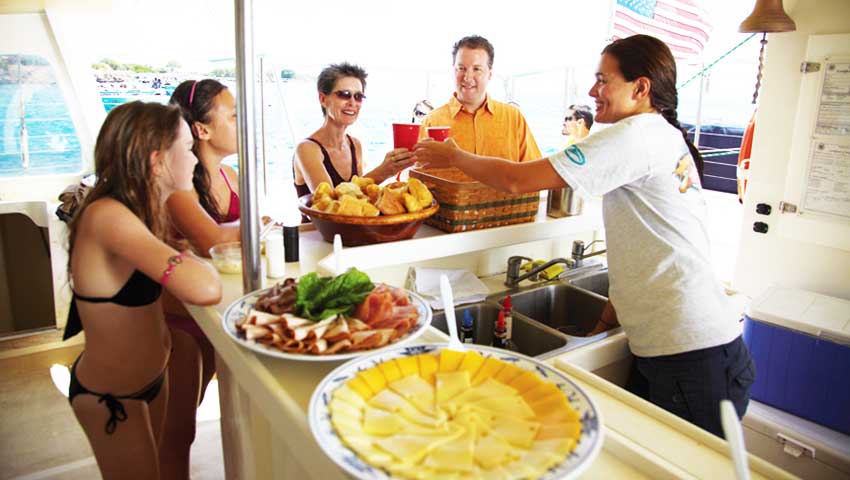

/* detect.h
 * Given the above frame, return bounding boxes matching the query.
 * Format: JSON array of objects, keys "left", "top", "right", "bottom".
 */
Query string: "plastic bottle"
[
  {"left": 493, "top": 311, "right": 507, "bottom": 349},
  {"left": 460, "top": 310, "right": 475, "bottom": 344},
  {"left": 502, "top": 296, "right": 513, "bottom": 339}
]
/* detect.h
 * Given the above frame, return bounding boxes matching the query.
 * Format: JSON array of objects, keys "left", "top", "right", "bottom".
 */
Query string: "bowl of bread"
[{"left": 298, "top": 176, "right": 439, "bottom": 246}]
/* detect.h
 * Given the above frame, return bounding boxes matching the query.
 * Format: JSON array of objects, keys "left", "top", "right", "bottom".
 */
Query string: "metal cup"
[{"left": 546, "top": 187, "right": 583, "bottom": 217}]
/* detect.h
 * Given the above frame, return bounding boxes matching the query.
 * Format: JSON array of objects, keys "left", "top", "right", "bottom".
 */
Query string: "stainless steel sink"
[
  {"left": 431, "top": 302, "right": 567, "bottom": 358},
  {"left": 567, "top": 268, "right": 609, "bottom": 298},
  {"left": 494, "top": 282, "right": 607, "bottom": 337}
]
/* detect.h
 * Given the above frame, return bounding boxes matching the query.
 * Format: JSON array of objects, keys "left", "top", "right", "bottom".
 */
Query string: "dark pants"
[{"left": 627, "top": 335, "right": 756, "bottom": 438}]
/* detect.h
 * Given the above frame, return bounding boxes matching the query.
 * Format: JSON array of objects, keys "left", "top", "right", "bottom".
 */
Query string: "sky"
[{"left": 83, "top": 0, "right": 759, "bottom": 74}]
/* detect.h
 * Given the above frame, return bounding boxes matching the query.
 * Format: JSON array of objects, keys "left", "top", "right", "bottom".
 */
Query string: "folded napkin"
[{"left": 405, "top": 267, "right": 489, "bottom": 310}]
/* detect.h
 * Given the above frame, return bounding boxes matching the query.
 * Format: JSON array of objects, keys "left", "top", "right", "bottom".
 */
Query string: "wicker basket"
[{"left": 409, "top": 168, "right": 540, "bottom": 233}]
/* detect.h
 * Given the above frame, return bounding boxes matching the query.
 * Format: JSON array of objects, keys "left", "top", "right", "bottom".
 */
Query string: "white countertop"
[{"left": 185, "top": 205, "right": 796, "bottom": 479}]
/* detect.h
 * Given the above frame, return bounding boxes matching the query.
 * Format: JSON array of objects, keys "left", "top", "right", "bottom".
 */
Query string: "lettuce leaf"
[{"left": 295, "top": 268, "right": 375, "bottom": 321}]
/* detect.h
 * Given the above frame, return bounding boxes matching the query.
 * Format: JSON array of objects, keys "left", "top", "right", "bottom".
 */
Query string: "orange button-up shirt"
[{"left": 420, "top": 94, "right": 542, "bottom": 162}]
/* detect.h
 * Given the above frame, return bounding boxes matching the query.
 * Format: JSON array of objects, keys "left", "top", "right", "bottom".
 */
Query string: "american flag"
[{"left": 611, "top": 0, "right": 712, "bottom": 62}]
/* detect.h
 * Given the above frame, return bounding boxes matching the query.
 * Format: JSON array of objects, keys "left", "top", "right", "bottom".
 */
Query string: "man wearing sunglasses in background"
[
  {"left": 562, "top": 104, "right": 594, "bottom": 147},
  {"left": 293, "top": 62, "right": 416, "bottom": 215},
  {"left": 419, "top": 35, "right": 541, "bottom": 162}
]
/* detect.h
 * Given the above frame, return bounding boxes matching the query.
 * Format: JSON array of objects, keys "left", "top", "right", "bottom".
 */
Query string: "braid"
[{"left": 660, "top": 108, "right": 704, "bottom": 181}]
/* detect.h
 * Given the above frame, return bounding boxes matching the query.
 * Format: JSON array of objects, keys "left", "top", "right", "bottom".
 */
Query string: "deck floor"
[{"left": 0, "top": 330, "right": 224, "bottom": 480}]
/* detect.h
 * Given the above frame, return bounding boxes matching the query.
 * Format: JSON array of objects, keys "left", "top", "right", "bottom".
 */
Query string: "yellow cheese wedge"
[
  {"left": 331, "top": 416, "right": 364, "bottom": 439},
  {"left": 448, "top": 378, "right": 518, "bottom": 406},
  {"left": 528, "top": 392, "right": 571, "bottom": 417},
  {"left": 477, "top": 465, "right": 512, "bottom": 480},
  {"left": 370, "top": 388, "right": 416, "bottom": 414},
  {"left": 508, "top": 370, "right": 543, "bottom": 394},
  {"left": 492, "top": 363, "right": 524, "bottom": 384},
  {"left": 332, "top": 385, "right": 367, "bottom": 409},
  {"left": 435, "top": 371, "right": 471, "bottom": 405},
  {"left": 424, "top": 426, "right": 476, "bottom": 472},
  {"left": 456, "top": 350, "right": 485, "bottom": 378},
  {"left": 389, "top": 375, "right": 436, "bottom": 414},
  {"left": 439, "top": 349, "right": 465, "bottom": 372},
  {"left": 470, "top": 357, "right": 506, "bottom": 386},
  {"left": 346, "top": 376, "right": 374, "bottom": 399},
  {"left": 399, "top": 403, "right": 446, "bottom": 429},
  {"left": 417, "top": 353, "right": 440, "bottom": 384},
  {"left": 395, "top": 356, "right": 420, "bottom": 377},
  {"left": 521, "top": 381, "right": 562, "bottom": 403},
  {"left": 363, "top": 406, "right": 404, "bottom": 436},
  {"left": 340, "top": 433, "right": 374, "bottom": 452},
  {"left": 356, "top": 367, "right": 387, "bottom": 393},
  {"left": 329, "top": 398, "right": 363, "bottom": 421},
  {"left": 374, "top": 426, "right": 464, "bottom": 464},
  {"left": 476, "top": 396, "right": 535, "bottom": 419},
  {"left": 533, "top": 437, "right": 577, "bottom": 456},
  {"left": 537, "top": 403, "right": 581, "bottom": 424},
  {"left": 474, "top": 433, "right": 515, "bottom": 469},
  {"left": 535, "top": 421, "right": 582, "bottom": 441},
  {"left": 490, "top": 415, "right": 540, "bottom": 448},
  {"left": 378, "top": 360, "right": 403, "bottom": 383}
]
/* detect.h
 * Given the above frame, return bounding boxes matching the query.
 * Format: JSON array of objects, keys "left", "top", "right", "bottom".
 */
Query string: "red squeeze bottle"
[
  {"left": 493, "top": 311, "right": 508, "bottom": 349},
  {"left": 502, "top": 296, "right": 513, "bottom": 339}
]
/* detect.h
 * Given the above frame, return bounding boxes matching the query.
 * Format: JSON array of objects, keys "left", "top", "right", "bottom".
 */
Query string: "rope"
[{"left": 678, "top": 34, "right": 758, "bottom": 90}]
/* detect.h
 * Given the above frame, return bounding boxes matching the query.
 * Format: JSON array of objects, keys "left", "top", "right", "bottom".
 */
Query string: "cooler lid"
[{"left": 747, "top": 285, "right": 850, "bottom": 343}]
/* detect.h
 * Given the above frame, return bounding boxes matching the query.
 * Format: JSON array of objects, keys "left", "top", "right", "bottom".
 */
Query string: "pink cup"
[
  {"left": 427, "top": 126, "right": 451, "bottom": 142},
  {"left": 393, "top": 123, "right": 421, "bottom": 150}
]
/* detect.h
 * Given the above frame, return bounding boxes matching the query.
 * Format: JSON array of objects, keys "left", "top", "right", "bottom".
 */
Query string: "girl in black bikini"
[
  {"left": 66, "top": 101, "right": 221, "bottom": 480},
  {"left": 293, "top": 62, "right": 417, "bottom": 217}
]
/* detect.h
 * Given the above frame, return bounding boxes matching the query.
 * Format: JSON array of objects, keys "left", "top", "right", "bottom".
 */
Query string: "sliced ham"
[
  {"left": 291, "top": 316, "right": 336, "bottom": 341},
  {"left": 249, "top": 310, "right": 284, "bottom": 326}
]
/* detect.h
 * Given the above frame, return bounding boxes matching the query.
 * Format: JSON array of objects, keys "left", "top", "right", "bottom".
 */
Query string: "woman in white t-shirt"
[{"left": 411, "top": 34, "right": 755, "bottom": 438}]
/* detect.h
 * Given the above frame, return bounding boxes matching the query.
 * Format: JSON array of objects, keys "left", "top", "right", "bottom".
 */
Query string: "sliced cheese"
[
  {"left": 533, "top": 437, "right": 577, "bottom": 457},
  {"left": 356, "top": 366, "right": 387, "bottom": 393},
  {"left": 456, "top": 350, "right": 485, "bottom": 378},
  {"left": 329, "top": 398, "right": 363, "bottom": 422},
  {"left": 535, "top": 421, "right": 582, "bottom": 441},
  {"left": 438, "top": 349, "right": 465, "bottom": 372},
  {"left": 424, "top": 426, "right": 476, "bottom": 472},
  {"left": 508, "top": 370, "right": 544, "bottom": 394},
  {"left": 476, "top": 396, "right": 535, "bottom": 419},
  {"left": 417, "top": 353, "right": 440, "bottom": 384},
  {"left": 368, "top": 388, "right": 408, "bottom": 413},
  {"left": 344, "top": 376, "right": 374, "bottom": 399},
  {"left": 492, "top": 363, "right": 524, "bottom": 384},
  {"left": 490, "top": 415, "right": 540, "bottom": 449},
  {"left": 377, "top": 359, "right": 403, "bottom": 382},
  {"left": 394, "top": 356, "right": 420, "bottom": 377},
  {"left": 521, "top": 380, "right": 562, "bottom": 403},
  {"left": 373, "top": 427, "right": 463, "bottom": 464},
  {"left": 435, "top": 371, "right": 470, "bottom": 405},
  {"left": 474, "top": 433, "right": 515, "bottom": 469},
  {"left": 470, "top": 357, "right": 506, "bottom": 386},
  {"left": 363, "top": 406, "right": 404, "bottom": 436},
  {"left": 331, "top": 385, "right": 367, "bottom": 409},
  {"left": 528, "top": 392, "right": 571, "bottom": 417},
  {"left": 389, "top": 375, "right": 436, "bottom": 414}
]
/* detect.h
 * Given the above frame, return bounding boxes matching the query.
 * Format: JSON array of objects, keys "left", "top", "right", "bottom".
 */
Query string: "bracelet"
[{"left": 161, "top": 252, "right": 185, "bottom": 286}]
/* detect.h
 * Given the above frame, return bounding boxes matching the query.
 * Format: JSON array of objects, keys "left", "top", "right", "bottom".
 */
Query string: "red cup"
[
  {"left": 392, "top": 123, "right": 421, "bottom": 150},
  {"left": 427, "top": 126, "right": 451, "bottom": 142}
]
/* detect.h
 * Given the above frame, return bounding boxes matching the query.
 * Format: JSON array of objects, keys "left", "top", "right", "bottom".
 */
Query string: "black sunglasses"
[
  {"left": 333, "top": 90, "right": 366, "bottom": 102},
  {"left": 564, "top": 115, "right": 575, "bottom": 122}
]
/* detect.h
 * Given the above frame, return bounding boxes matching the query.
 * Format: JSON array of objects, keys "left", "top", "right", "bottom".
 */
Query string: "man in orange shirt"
[{"left": 420, "top": 35, "right": 542, "bottom": 162}]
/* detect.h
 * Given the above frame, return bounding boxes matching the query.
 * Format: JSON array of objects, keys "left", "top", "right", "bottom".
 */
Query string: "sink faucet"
[
  {"left": 505, "top": 256, "right": 572, "bottom": 287},
  {"left": 571, "top": 240, "right": 606, "bottom": 268}
]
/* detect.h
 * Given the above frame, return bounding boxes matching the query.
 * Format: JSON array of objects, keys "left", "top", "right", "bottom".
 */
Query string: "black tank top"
[
  {"left": 63, "top": 270, "right": 162, "bottom": 340},
  {"left": 294, "top": 136, "right": 358, "bottom": 222}
]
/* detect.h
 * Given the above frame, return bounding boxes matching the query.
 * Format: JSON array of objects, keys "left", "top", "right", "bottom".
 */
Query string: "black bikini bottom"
[{"left": 68, "top": 355, "right": 166, "bottom": 434}]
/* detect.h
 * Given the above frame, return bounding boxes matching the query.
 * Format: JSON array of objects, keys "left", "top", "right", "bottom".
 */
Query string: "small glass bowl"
[{"left": 209, "top": 242, "right": 242, "bottom": 274}]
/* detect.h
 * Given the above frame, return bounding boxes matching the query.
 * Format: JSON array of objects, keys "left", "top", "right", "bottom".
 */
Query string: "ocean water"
[{"left": 0, "top": 84, "right": 82, "bottom": 177}]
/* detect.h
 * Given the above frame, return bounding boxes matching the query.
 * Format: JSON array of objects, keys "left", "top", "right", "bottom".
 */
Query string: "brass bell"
[{"left": 739, "top": 0, "right": 796, "bottom": 33}]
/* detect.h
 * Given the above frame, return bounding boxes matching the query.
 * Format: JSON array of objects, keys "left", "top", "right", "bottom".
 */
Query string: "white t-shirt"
[{"left": 548, "top": 113, "right": 740, "bottom": 357}]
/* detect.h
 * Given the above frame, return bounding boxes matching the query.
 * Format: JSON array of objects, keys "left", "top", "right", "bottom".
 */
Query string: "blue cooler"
[{"left": 742, "top": 285, "right": 850, "bottom": 436}]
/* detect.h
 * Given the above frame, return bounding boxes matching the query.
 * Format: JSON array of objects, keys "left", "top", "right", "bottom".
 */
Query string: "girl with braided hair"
[{"left": 412, "top": 34, "right": 754, "bottom": 438}]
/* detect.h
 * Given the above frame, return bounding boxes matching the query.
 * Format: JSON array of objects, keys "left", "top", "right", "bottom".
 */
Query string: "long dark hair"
[
  {"left": 69, "top": 101, "right": 182, "bottom": 261},
  {"left": 602, "top": 35, "right": 703, "bottom": 179},
  {"left": 169, "top": 79, "right": 228, "bottom": 220}
]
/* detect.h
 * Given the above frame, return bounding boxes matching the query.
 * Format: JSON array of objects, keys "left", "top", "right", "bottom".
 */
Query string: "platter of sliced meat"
[{"left": 222, "top": 270, "right": 433, "bottom": 361}]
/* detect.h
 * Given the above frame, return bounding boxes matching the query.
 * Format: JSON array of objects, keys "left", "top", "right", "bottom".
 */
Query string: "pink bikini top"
[{"left": 219, "top": 168, "right": 240, "bottom": 223}]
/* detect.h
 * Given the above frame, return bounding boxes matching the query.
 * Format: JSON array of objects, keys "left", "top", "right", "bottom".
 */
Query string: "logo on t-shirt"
[
  {"left": 564, "top": 145, "right": 586, "bottom": 166},
  {"left": 673, "top": 154, "right": 701, "bottom": 193}
]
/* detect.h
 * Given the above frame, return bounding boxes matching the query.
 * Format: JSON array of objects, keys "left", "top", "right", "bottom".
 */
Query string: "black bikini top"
[{"left": 63, "top": 270, "right": 162, "bottom": 340}]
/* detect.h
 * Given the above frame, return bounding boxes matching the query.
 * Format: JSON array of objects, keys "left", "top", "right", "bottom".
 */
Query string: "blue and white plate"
[
  {"left": 222, "top": 285, "right": 432, "bottom": 362},
  {"left": 309, "top": 343, "right": 604, "bottom": 479}
]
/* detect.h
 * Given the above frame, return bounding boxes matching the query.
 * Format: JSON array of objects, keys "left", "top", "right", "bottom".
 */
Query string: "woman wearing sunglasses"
[
  {"left": 293, "top": 62, "right": 415, "bottom": 209},
  {"left": 412, "top": 35, "right": 754, "bottom": 438}
]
